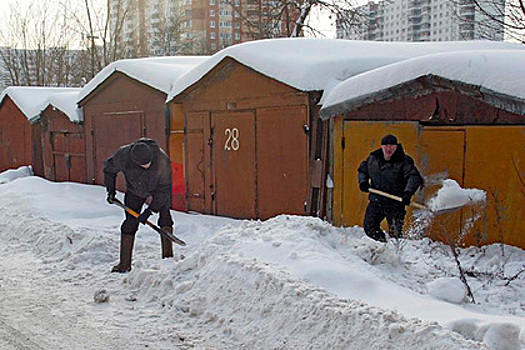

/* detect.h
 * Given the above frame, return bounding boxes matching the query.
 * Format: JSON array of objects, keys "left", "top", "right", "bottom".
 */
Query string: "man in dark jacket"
[
  {"left": 357, "top": 134, "right": 423, "bottom": 242},
  {"left": 104, "top": 138, "right": 174, "bottom": 273}
]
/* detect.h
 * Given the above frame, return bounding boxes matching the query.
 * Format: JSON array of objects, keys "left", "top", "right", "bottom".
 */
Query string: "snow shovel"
[
  {"left": 111, "top": 198, "right": 187, "bottom": 246},
  {"left": 368, "top": 188, "right": 463, "bottom": 215}
]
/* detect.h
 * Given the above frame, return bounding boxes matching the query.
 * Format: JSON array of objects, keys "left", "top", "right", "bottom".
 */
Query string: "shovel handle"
[
  {"left": 111, "top": 198, "right": 186, "bottom": 246},
  {"left": 369, "top": 188, "right": 427, "bottom": 211}
]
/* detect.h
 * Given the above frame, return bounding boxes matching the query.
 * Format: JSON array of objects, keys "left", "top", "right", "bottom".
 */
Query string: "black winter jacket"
[
  {"left": 358, "top": 145, "right": 423, "bottom": 203},
  {"left": 104, "top": 138, "right": 172, "bottom": 213}
]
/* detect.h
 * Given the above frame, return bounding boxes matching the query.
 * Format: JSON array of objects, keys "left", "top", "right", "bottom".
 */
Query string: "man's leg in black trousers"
[
  {"left": 385, "top": 204, "right": 406, "bottom": 239},
  {"left": 112, "top": 192, "right": 146, "bottom": 273},
  {"left": 158, "top": 205, "right": 174, "bottom": 258},
  {"left": 364, "top": 201, "right": 387, "bottom": 242}
]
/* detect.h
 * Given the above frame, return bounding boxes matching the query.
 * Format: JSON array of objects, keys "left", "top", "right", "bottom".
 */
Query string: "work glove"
[
  {"left": 138, "top": 208, "right": 152, "bottom": 224},
  {"left": 106, "top": 191, "right": 116, "bottom": 204},
  {"left": 359, "top": 181, "right": 370, "bottom": 193},
  {"left": 401, "top": 192, "right": 412, "bottom": 205}
]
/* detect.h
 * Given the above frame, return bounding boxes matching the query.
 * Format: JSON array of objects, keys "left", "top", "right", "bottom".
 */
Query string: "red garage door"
[{"left": 212, "top": 111, "right": 256, "bottom": 219}]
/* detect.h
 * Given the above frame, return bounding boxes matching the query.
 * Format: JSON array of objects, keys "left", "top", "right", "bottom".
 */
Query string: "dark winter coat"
[
  {"left": 104, "top": 138, "right": 172, "bottom": 213},
  {"left": 358, "top": 145, "right": 423, "bottom": 203}
]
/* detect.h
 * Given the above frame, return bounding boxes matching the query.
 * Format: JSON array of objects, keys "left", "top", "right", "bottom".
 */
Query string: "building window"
[
  {"left": 210, "top": 32, "right": 216, "bottom": 39},
  {"left": 210, "top": 9, "right": 215, "bottom": 16},
  {"left": 210, "top": 0, "right": 215, "bottom": 4}
]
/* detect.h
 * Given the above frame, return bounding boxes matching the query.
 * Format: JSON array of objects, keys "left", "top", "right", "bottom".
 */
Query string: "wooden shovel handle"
[{"left": 369, "top": 188, "right": 427, "bottom": 211}]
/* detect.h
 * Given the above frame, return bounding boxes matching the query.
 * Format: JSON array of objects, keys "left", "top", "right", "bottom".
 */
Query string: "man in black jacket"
[
  {"left": 104, "top": 138, "right": 174, "bottom": 273},
  {"left": 357, "top": 134, "right": 423, "bottom": 242}
]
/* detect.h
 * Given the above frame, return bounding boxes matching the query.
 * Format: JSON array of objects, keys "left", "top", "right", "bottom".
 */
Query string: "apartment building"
[
  {"left": 337, "top": 0, "right": 505, "bottom": 42},
  {"left": 111, "top": 0, "right": 299, "bottom": 55}
]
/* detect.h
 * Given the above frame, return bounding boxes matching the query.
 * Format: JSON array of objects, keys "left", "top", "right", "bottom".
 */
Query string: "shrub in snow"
[{"left": 427, "top": 277, "right": 466, "bottom": 304}]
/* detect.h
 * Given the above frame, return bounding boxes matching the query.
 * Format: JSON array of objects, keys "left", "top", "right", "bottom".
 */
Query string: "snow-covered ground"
[{"left": 0, "top": 169, "right": 523, "bottom": 350}]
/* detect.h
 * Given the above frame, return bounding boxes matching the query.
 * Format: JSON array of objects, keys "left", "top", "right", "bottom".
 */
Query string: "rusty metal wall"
[
  {"left": 79, "top": 72, "right": 168, "bottom": 191},
  {"left": 333, "top": 92, "right": 524, "bottom": 248},
  {"left": 0, "top": 97, "right": 37, "bottom": 172},
  {"left": 344, "top": 91, "right": 523, "bottom": 125},
  {"left": 41, "top": 106, "right": 86, "bottom": 183},
  {"left": 172, "top": 58, "right": 312, "bottom": 219}
]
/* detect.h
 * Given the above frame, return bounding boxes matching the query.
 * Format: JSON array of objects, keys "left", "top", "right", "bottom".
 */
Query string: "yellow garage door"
[{"left": 420, "top": 129, "right": 465, "bottom": 243}]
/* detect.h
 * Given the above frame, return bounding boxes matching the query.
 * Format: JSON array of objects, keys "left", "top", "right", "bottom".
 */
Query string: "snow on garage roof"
[
  {"left": 0, "top": 86, "right": 81, "bottom": 123},
  {"left": 320, "top": 50, "right": 525, "bottom": 119},
  {"left": 167, "top": 38, "right": 524, "bottom": 102},
  {"left": 34, "top": 89, "right": 83, "bottom": 123},
  {"left": 77, "top": 56, "right": 209, "bottom": 103}
]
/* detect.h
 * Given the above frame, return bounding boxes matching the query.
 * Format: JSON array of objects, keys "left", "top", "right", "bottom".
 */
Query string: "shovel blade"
[{"left": 431, "top": 204, "right": 465, "bottom": 215}]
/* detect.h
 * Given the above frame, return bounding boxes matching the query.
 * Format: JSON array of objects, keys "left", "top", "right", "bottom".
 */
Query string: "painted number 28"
[{"left": 224, "top": 127, "right": 240, "bottom": 151}]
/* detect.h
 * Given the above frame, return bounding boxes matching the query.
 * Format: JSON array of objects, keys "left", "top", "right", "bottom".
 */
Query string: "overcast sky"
[{"left": 0, "top": 0, "right": 363, "bottom": 47}]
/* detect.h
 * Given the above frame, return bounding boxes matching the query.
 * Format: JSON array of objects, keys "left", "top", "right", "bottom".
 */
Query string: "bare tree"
[
  {"left": 0, "top": 0, "right": 83, "bottom": 87},
  {"left": 224, "top": 0, "right": 363, "bottom": 40},
  {"left": 454, "top": 0, "right": 525, "bottom": 43}
]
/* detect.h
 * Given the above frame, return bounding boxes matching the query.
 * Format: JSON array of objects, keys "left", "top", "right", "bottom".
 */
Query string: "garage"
[
  {"left": 37, "top": 89, "right": 85, "bottom": 182},
  {"left": 320, "top": 50, "right": 525, "bottom": 248},
  {"left": 77, "top": 56, "right": 207, "bottom": 209},
  {"left": 0, "top": 87, "right": 77, "bottom": 176}
]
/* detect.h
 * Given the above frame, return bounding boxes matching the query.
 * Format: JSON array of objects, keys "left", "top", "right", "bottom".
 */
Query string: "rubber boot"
[
  {"left": 161, "top": 226, "right": 174, "bottom": 259},
  {"left": 111, "top": 233, "right": 135, "bottom": 273}
]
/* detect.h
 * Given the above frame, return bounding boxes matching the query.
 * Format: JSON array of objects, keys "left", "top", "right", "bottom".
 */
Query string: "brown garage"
[
  {"left": 36, "top": 89, "right": 86, "bottom": 182},
  {"left": 0, "top": 87, "right": 77, "bottom": 176},
  {"left": 320, "top": 50, "right": 525, "bottom": 248},
  {"left": 77, "top": 56, "right": 207, "bottom": 208}
]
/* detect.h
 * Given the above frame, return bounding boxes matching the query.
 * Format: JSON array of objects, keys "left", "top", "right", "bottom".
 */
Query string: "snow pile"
[
  {"left": 427, "top": 179, "right": 487, "bottom": 212},
  {"left": 427, "top": 278, "right": 466, "bottom": 304},
  {"left": 0, "top": 165, "right": 33, "bottom": 184},
  {"left": 0, "top": 176, "right": 523, "bottom": 350}
]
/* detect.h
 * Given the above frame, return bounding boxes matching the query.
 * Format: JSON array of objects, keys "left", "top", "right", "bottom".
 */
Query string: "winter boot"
[
  {"left": 112, "top": 233, "right": 135, "bottom": 273},
  {"left": 160, "top": 226, "right": 174, "bottom": 259}
]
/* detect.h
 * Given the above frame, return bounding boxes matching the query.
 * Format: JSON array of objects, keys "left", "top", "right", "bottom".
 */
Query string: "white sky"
[{"left": 0, "top": 0, "right": 364, "bottom": 47}]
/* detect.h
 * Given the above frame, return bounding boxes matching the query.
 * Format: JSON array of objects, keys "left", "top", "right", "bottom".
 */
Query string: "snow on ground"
[
  {"left": 0, "top": 173, "right": 523, "bottom": 350},
  {"left": 0, "top": 165, "right": 33, "bottom": 184}
]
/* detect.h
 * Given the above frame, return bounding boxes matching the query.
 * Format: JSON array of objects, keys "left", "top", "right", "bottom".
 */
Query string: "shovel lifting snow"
[
  {"left": 111, "top": 198, "right": 186, "bottom": 246},
  {"left": 368, "top": 188, "right": 463, "bottom": 215}
]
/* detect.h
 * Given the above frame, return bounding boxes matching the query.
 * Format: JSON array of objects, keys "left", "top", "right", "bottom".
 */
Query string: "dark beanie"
[
  {"left": 381, "top": 134, "right": 398, "bottom": 145},
  {"left": 130, "top": 142, "right": 152, "bottom": 165}
]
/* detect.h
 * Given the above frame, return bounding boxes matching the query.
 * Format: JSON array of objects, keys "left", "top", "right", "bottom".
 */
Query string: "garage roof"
[
  {"left": 77, "top": 56, "right": 209, "bottom": 104},
  {"left": 0, "top": 87, "right": 82, "bottom": 123},
  {"left": 167, "top": 38, "right": 523, "bottom": 103},
  {"left": 320, "top": 50, "right": 525, "bottom": 119}
]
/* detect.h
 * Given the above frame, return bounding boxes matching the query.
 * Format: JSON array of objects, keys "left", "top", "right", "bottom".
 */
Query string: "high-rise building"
[
  {"left": 110, "top": 0, "right": 300, "bottom": 56},
  {"left": 337, "top": 0, "right": 505, "bottom": 42}
]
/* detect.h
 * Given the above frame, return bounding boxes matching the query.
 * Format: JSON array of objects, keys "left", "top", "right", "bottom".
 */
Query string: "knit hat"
[
  {"left": 381, "top": 134, "right": 398, "bottom": 145},
  {"left": 130, "top": 142, "right": 153, "bottom": 165}
]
